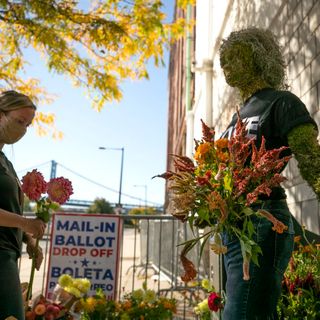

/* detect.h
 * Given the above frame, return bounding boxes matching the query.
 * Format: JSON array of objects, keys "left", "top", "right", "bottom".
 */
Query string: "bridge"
[
  {"left": 18, "top": 160, "right": 164, "bottom": 212},
  {"left": 64, "top": 199, "right": 164, "bottom": 214}
]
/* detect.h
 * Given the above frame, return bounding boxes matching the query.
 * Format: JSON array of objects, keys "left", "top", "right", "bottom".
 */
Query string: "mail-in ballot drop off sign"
[{"left": 46, "top": 213, "right": 122, "bottom": 300}]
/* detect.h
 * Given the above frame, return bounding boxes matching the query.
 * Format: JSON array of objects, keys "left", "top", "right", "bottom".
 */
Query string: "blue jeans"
[
  {"left": 222, "top": 200, "right": 294, "bottom": 320},
  {"left": 0, "top": 249, "right": 24, "bottom": 320}
]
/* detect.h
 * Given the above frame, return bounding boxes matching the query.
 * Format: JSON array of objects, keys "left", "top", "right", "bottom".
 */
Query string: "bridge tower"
[{"left": 50, "top": 160, "right": 57, "bottom": 179}]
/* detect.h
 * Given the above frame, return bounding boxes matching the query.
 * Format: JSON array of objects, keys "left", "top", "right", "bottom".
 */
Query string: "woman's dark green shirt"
[{"left": 0, "top": 151, "right": 23, "bottom": 257}]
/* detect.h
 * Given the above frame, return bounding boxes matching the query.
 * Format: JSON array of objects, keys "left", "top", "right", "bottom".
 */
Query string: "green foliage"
[
  {"left": 0, "top": 0, "right": 193, "bottom": 135},
  {"left": 87, "top": 197, "right": 114, "bottom": 214},
  {"left": 128, "top": 207, "right": 157, "bottom": 215},
  {"left": 277, "top": 239, "right": 320, "bottom": 319},
  {"left": 80, "top": 287, "right": 176, "bottom": 320},
  {"left": 288, "top": 123, "right": 320, "bottom": 199}
]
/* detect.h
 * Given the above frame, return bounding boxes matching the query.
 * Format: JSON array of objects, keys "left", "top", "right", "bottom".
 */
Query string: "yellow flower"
[
  {"left": 58, "top": 274, "right": 73, "bottom": 288},
  {"left": 82, "top": 297, "right": 97, "bottom": 313},
  {"left": 65, "top": 286, "right": 82, "bottom": 298},
  {"left": 73, "top": 278, "right": 91, "bottom": 293},
  {"left": 201, "top": 279, "right": 215, "bottom": 291},
  {"left": 144, "top": 289, "right": 156, "bottom": 303},
  {"left": 197, "top": 298, "right": 210, "bottom": 312},
  {"left": 131, "top": 289, "right": 144, "bottom": 300}
]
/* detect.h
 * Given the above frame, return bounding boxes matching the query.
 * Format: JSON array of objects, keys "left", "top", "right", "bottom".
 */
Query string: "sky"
[{"left": 3, "top": 1, "right": 175, "bottom": 208}]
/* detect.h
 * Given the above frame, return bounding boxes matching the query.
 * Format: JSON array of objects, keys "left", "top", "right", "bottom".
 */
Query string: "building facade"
[{"left": 167, "top": 0, "right": 320, "bottom": 288}]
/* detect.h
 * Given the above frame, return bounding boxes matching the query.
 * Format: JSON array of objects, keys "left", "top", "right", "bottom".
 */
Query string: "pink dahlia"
[
  {"left": 47, "top": 177, "right": 73, "bottom": 205},
  {"left": 21, "top": 169, "right": 47, "bottom": 201},
  {"left": 208, "top": 292, "right": 223, "bottom": 312}
]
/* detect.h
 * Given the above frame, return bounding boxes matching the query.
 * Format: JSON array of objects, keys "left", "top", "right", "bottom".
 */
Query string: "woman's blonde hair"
[{"left": 0, "top": 90, "right": 36, "bottom": 112}]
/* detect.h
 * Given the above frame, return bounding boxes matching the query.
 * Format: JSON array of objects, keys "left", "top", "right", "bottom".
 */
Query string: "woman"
[
  {"left": 0, "top": 90, "right": 46, "bottom": 319},
  {"left": 219, "top": 28, "right": 319, "bottom": 319}
]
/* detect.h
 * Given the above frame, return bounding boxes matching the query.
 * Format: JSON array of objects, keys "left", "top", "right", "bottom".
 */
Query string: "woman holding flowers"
[
  {"left": 218, "top": 27, "right": 320, "bottom": 319},
  {"left": 0, "top": 90, "right": 46, "bottom": 319}
]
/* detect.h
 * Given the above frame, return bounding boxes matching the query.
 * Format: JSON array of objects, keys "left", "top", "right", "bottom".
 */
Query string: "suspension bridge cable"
[
  {"left": 57, "top": 162, "right": 162, "bottom": 206},
  {"left": 16, "top": 161, "right": 52, "bottom": 174}
]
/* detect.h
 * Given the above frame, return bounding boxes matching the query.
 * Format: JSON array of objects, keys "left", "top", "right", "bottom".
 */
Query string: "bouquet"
[
  {"left": 156, "top": 115, "right": 291, "bottom": 280},
  {"left": 80, "top": 283, "right": 176, "bottom": 320},
  {"left": 21, "top": 169, "right": 73, "bottom": 302},
  {"left": 25, "top": 274, "right": 90, "bottom": 320},
  {"left": 193, "top": 279, "right": 224, "bottom": 320},
  {"left": 277, "top": 236, "right": 320, "bottom": 318}
]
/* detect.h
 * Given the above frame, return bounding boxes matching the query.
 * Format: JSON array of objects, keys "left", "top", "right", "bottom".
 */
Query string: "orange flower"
[
  {"left": 194, "top": 142, "right": 211, "bottom": 163},
  {"left": 258, "top": 209, "right": 288, "bottom": 234},
  {"left": 206, "top": 191, "right": 228, "bottom": 222},
  {"left": 122, "top": 300, "right": 132, "bottom": 310},
  {"left": 215, "top": 138, "right": 229, "bottom": 149},
  {"left": 216, "top": 150, "right": 229, "bottom": 162},
  {"left": 294, "top": 235, "right": 301, "bottom": 243}
]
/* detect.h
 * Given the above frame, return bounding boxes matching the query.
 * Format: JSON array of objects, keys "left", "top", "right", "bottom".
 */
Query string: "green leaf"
[{"left": 223, "top": 172, "right": 233, "bottom": 193}]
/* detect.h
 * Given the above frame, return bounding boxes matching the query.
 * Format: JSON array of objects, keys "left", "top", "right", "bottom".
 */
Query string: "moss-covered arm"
[{"left": 287, "top": 123, "right": 320, "bottom": 199}]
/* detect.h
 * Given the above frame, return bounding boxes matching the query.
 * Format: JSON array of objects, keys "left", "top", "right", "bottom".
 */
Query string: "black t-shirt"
[
  {"left": 220, "top": 88, "right": 317, "bottom": 200},
  {"left": 0, "top": 151, "right": 23, "bottom": 256}
]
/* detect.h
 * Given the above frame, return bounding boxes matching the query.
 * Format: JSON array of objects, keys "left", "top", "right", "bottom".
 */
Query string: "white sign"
[{"left": 46, "top": 213, "right": 122, "bottom": 300}]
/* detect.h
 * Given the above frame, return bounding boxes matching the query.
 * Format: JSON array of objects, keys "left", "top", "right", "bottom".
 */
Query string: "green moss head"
[{"left": 219, "top": 27, "right": 286, "bottom": 91}]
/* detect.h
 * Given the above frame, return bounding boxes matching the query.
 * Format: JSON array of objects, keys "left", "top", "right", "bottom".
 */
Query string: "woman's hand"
[
  {"left": 25, "top": 236, "right": 44, "bottom": 270},
  {"left": 22, "top": 218, "right": 46, "bottom": 239}
]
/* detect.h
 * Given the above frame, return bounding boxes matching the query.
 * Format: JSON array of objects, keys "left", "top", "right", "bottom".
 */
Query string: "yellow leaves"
[
  {"left": 177, "top": 0, "right": 196, "bottom": 9},
  {"left": 0, "top": 0, "right": 192, "bottom": 135},
  {"left": 33, "top": 111, "right": 63, "bottom": 139}
]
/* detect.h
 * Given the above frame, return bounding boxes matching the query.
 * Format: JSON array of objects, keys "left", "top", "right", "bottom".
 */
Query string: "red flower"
[
  {"left": 208, "top": 292, "right": 223, "bottom": 312},
  {"left": 21, "top": 169, "right": 47, "bottom": 201},
  {"left": 47, "top": 177, "right": 73, "bottom": 204}
]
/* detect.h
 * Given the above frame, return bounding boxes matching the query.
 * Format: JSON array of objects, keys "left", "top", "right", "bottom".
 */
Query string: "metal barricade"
[{"left": 19, "top": 213, "right": 211, "bottom": 319}]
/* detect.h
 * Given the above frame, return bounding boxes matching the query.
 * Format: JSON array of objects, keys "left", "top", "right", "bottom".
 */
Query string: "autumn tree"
[{"left": 0, "top": 0, "right": 193, "bottom": 135}]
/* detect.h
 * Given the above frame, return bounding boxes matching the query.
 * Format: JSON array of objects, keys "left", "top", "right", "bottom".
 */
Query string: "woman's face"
[
  {"left": 0, "top": 107, "right": 35, "bottom": 144},
  {"left": 220, "top": 43, "right": 257, "bottom": 89}
]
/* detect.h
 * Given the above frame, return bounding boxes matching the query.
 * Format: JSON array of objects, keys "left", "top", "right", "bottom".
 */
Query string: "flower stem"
[{"left": 26, "top": 238, "right": 39, "bottom": 302}]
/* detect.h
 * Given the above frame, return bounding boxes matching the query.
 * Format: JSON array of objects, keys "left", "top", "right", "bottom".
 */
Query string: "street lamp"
[
  {"left": 99, "top": 146, "right": 124, "bottom": 211},
  {"left": 133, "top": 184, "right": 148, "bottom": 213}
]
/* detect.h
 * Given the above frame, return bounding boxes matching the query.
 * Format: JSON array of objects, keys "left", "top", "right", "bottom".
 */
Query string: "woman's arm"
[
  {"left": 0, "top": 208, "right": 46, "bottom": 238},
  {"left": 287, "top": 123, "right": 320, "bottom": 198}
]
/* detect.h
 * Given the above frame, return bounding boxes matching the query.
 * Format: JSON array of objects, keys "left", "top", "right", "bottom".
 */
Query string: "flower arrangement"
[
  {"left": 277, "top": 237, "right": 320, "bottom": 319},
  {"left": 193, "top": 279, "right": 224, "bottom": 320},
  {"left": 21, "top": 169, "right": 73, "bottom": 302},
  {"left": 157, "top": 115, "right": 291, "bottom": 281},
  {"left": 25, "top": 295, "right": 67, "bottom": 320},
  {"left": 25, "top": 274, "right": 90, "bottom": 320},
  {"left": 80, "top": 284, "right": 176, "bottom": 320}
]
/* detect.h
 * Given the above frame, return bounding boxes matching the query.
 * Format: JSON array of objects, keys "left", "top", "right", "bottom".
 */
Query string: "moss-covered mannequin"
[
  {"left": 218, "top": 27, "right": 319, "bottom": 320},
  {"left": 220, "top": 28, "right": 320, "bottom": 243}
]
